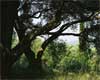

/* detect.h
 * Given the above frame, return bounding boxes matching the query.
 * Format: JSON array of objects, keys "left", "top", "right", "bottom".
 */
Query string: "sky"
[{"left": 58, "top": 25, "right": 79, "bottom": 45}]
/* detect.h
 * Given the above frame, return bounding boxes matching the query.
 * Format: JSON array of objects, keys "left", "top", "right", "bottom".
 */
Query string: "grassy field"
[{"left": 46, "top": 72, "right": 100, "bottom": 80}]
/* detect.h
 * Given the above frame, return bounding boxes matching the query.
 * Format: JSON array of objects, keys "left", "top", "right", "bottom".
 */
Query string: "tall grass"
[{"left": 47, "top": 72, "right": 100, "bottom": 80}]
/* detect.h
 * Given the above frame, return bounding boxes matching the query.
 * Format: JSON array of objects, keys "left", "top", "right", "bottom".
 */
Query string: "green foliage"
[
  {"left": 58, "top": 45, "right": 86, "bottom": 72},
  {"left": 43, "top": 42, "right": 98, "bottom": 73},
  {"left": 47, "top": 72, "right": 100, "bottom": 80},
  {"left": 43, "top": 40, "right": 67, "bottom": 69},
  {"left": 11, "top": 38, "right": 100, "bottom": 78},
  {"left": 31, "top": 37, "right": 43, "bottom": 58},
  {"left": 12, "top": 54, "right": 29, "bottom": 73},
  {"left": 11, "top": 32, "right": 19, "bottom": 48},
  {"left": 58, "top": 45, "right": 98, "bottom": 72}
]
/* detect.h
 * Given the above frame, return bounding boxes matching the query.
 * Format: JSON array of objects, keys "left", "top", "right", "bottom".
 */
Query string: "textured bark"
[
  {"left": 79, "top": 23, "right": 88, "bottom": 52},
  {"left": 0, "top": 1, "right": 19, "bottom": 78},
  {"left": 16, "top": 20, "right": 35, "bottom": 64}
]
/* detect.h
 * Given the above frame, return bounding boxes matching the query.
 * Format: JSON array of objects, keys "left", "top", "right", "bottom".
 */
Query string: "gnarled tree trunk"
[{"left": 0, "top": 1, "right": 19, "bottom": 78}]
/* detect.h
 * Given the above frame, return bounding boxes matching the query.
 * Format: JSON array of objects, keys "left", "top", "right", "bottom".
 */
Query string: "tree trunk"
[
  {"left": 16, "top": 19, "right": 35, "bottom": 64},
  {"left": 79, "top": 23, "right": 88, "bottom": 52},
  {"left": 0, "top": 1, "right": 19, "bottom": 78}
]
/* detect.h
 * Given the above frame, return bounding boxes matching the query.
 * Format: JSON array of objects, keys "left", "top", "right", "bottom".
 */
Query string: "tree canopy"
[
  {"left": 0, "top": 0, "right": 100, "bottom": 79},
  {"left": 13, "top": 0, "right": 100, "bottom": 59}
]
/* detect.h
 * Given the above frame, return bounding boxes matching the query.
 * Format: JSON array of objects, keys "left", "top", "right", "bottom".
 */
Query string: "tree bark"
[
  {"left": 0, "top": 1, "right": 19, "bottom": 78},
  {"left": 79, "top": 23, "right": 88, "bottom": 52},
  {"left": 16, "top": 19, "right": 36, "bottom": 64}
]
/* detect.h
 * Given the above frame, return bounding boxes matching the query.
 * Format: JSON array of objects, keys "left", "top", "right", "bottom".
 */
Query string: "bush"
[
  {"left": 58, "top": 45, "right": 89, "bottom": 72},
  {"left": 43, "top": 40, "right": 67, "bottom": 71}
]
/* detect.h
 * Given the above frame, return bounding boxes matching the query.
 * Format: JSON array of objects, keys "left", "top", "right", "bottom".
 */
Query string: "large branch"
[
  {"left": 37, "top": 30, "right": 62, "bottom": 60},
  {"left": 47, "top": 32, "right": 80, "bottom": 36},
  {"left": 10, "top": 1, "right": 64, "bottom": 63},
  {"left": 36, "top": 18, "right": 92, "bottom": 60}
]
